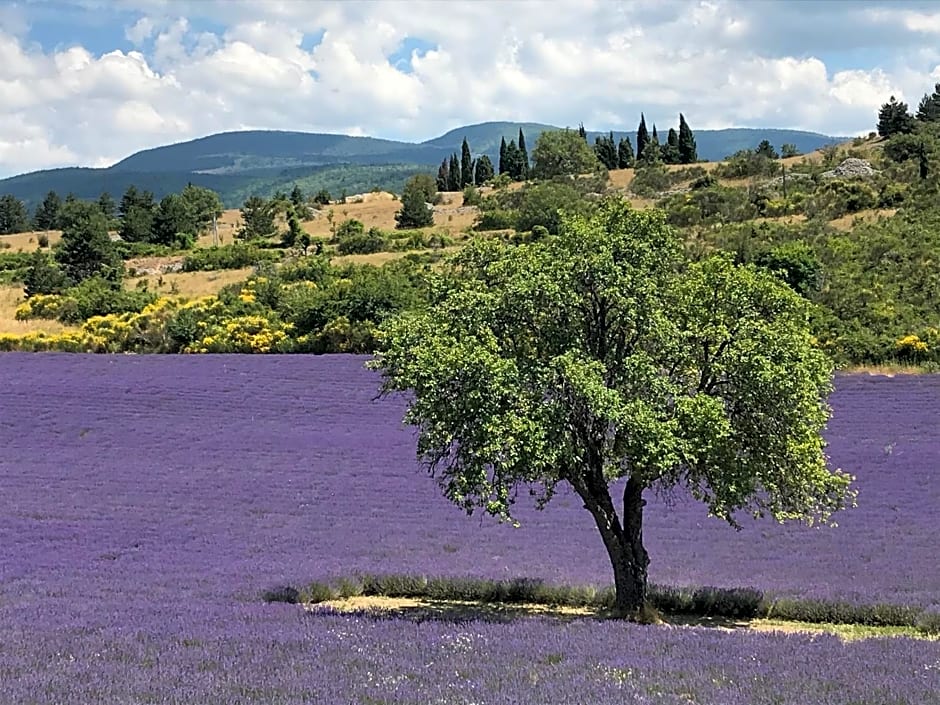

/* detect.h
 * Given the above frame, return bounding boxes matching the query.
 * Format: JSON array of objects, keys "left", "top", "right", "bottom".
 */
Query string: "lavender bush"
[{"left": 1, "top": 354, "right": 939, "bottom": 703}]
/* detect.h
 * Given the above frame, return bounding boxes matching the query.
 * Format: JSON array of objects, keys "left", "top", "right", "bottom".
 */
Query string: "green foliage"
[
  {"left": 878, "top": 96, "right": 915, "bottom": 138},
  {"left": 336, "top": 228, "right": 389, "bottom": 255},
  {"left": 531, "top": 129, "right": 602, "bottom": 179},
  {"left": 755, "top": 140, "right": 780, "bottom": 160},
  {"left": 118, "top": 186, "right": 156, "bottom": 243},
  {"left": 33, "top": 190, "right": 62, "bottom": 231},
  {"left": 805, "top": 179, "right": 877, "bottom": 220},
  {"left": 334, "top": 218, "right": 365, "bottom": 241},
  {"left": 755, "top": 241, "right": 823, "bottom": 296},
  {"left": 181, "top": 243, "right": 281, "bottom": 272},
  {"left": 372, "top": 198, "right": 853, "bottom": 613},
  {"left": 617, "top": 138, "right": 635, "bottom": 168},
  {"left": 714, "top": 148, "right": 781, "bottom": 179},
  {"left": 23, "top": 250, "right": 70, "bottom": 298},
  {"left": 395, "top": 174, "right": 435, "bottom": 229},
  {"left": 474, "top": 209, "right": 517, "bottom": 231},
  {"left": 781, "top": 143, "right": 800, "bottom": 158},
  {"left": 479, "top": 179, "right": 594, "bottom": 236},
  {"left": 660, "top": 185, "right": 757, "bottom": 227},
  {"left": 661, "top": 128, "right": 681, "bottom": 164},
  {"left": 629, "top": 165, "right": 676, "bottom": 198},
  {"left": 475, "top": 154, "right": 495, "bottom": 183},
  {"left": 636, "top": 114, "right": 650, "bottom": 162},
  {"left": 678, "top": 114, "right": 698, "bottom": 164},
  {"left": 238, "top": 195, "right": 278, "bottom": 240},
  {"left": 55, "top": 277, "right": 156, "bottom": 323},
  {"left": 462, "top": 185, "right": 482, "bottom": 207},
  {"left": 55, "top": 201, "right": 123, "bottom": 285},
  {"left": 0, "top": 194, "right": 30, "bottom": 234},
  {"left": 313, "top": 189, "right": 332, "bottom": 206},
  {"left": 594, "top": 132, "right": 619, "bottom": 170},
  {"left": 460, "top": 138, "right": 473, "bottom": 188}
]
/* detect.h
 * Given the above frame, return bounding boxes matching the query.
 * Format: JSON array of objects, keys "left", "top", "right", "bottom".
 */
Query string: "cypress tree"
[
  {"left": 678, "top": 113, "right": 698, "bottom": 164},
  {"left": 505, "top": 140, "right": 523, "bottom": 180},
  {"left": 593, "top": 132, "right": 618, "bottom": 169},
  {"left": 617, "top": 137, "right": 635, "bottom": 168},
  {"left": 578, "top": 123, "right": 587, "bottom": 141},
  {"left": 448, "top": 153, "right": 460, "bottom": 191},
  {"left": 460, "top": 138, "right": 473, "bottom": 187},
  {"left": 636, "top": 114, "right": 650, "bottom": 162},
  {"left": 662, "top": 128, "right": 681, "bottom": 164},
  {"left": 436, "top": 159, "right": 449, "bottom": 192},
  {"left": 518, "top": 128, "right": 529, "bottom": 179},
  {"left": 475, "top": 155, "right": 495, "bottom": 183},
  {"left": 499, "top": 137, "right": 508, "bottom": 175}
]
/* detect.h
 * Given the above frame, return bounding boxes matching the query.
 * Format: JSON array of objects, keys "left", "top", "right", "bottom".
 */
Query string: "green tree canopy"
[
  {"left": 636, "top": 114, "right": 650, "bottom": 161},
  {"left": 395, "top": 173, "right": 435, "bottom": 229},
  {"left": 517, "top": 128, "right": 530, "bottom": 180},
  {"left": 878, "top": 96, "right": 915, "bottom": 138},
  {"left": 118, "top": 185, "right": 156, "bottom": 243},
  {"left": 238, "top": 195, "right": 278, "bottom": 241},
  {"left": 461, "top": 138, "right": 473, "bottom": 188},
  {"left": 372, "top": 198, "right": 854, "bottom": 616},
  {"left": 55, "top": 201, "right": 123, "bottom": 285},
  {"left": 678, "top": 113, "right": 698, "bottom": 164},
  {"left": 531, "top": 129, "right": 601, "bottom": 179},
  {"left": 0, "top": 194, "right": 30, "bottom": 234},
  {"left": 617, "top": 137, "right": 635, "bottom": 168},
  {"left": 33, "top": 190, "right": 63, "bottom": 231},
  {"left": 661, "top": 128, "right": 681, "bottom": 164},
  {"left": 916, "top": 83, "right": 940, "bottom": 122},
  {"left": 475, "top": 154, "right": 495, "bottom": 183}
]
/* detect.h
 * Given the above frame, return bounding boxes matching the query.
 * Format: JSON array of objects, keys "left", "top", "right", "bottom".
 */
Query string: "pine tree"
[
  {"left": 55, "top": 201, "right": 123, "bottom": 285},
  {"left": 678, "top": 113, "right": 698, "bottom": 164},
  {"left": 877, "top": 96, "right": 915, "bottom": 137},
  {"left": 118, "top": 185, "right": 156, "bottom": 242},
  {"left": 662, "top": 128, "right": 681, "bottom": 164},
  {"left": 396, "top": 174, "right": 435, "bottom": 229},
  {"left": 97, "top": 192, "right": 116, "bottom": 220},
  {"left": 916, "top": 84, "right": 940, "bottom": 122},
  {"left": 33, "top": 190, "right": 62, "bottom": 231},
  {"left": 636, "top": 114, "right": 650, "bottom": 162},
  {"left": 448, "top": 153, "right": 461, "bottom": 191},
  {"left": 475, "top": 154, "right": 495, "bottom": 183},
  {"left": 518, "top": 128, "right": 529, "bottom": 179},
  {"left": 460, "top": 138, "right": 473, "bottom": 187},
  {"left": 0, "top": 194, "right": 30, "bottom": 234},
  {"left": 499, "top": 137, "right": 508, "bottom": 175},
  {"left": 436, "top": 159, "right": 450, "bottom": 191},
  {"left": 617, "top": 137, "right": 635, "bottom": 168},
  {"left": 23, "top": 249, "right": 68, "bottom": 298}
]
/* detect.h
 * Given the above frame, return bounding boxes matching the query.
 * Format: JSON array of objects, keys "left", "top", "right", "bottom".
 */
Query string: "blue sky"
[{"left": 2, "top": 0, "right": 940, "bottom": 177}]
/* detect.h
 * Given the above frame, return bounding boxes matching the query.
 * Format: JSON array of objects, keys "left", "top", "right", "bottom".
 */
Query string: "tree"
[
  {"left": 617, "top": 138, "right": 635, "bottom": 168},
  {"left": 461, "top": 138, "right": 473, "bottom": 188},
  {"left": 0, "top": 194, "right": 30, "bottom": 234},
  {"left": 290, "top": 185, "right": 310, "bottom": 219},
  {"left": 238, "top": 196, "right": 278, "bottom": 240},
  {"left": 436, "top": 159, "right": 450, "bottom": 192},
  {"left": 661, "top": 128, "right": 681, "bottom": 164},
  {"left": 916, "top": 83, "right": 940, "bottom": 122},
  {"left": 678, "top": 113, "right": 698, "bottom": 164},
  {"left": 755, "top": 140, "right": 780, "bottom": 160},
  {"left": 499, "top": 137, "right": 508, "bottom": 175},
  {"left": 23, "top": 249, "right": 69, "bottom": 298},
  {"left": 594, "top": 132, "right": 618, "bottom": 170},
  {"left": 518, "top": 128, "right": 530, "bottom": 180},
  {"left": 283, "top": 211, "right": 305, "bottom": 249},
  {"left": 97, "top": 192, "right": 116, "bottom": 220},
  {"left": 448, "top": 153, "right": 461, "bottom": 191},
  {"left": 636, "top": 114, "right": 650, "bottom": 162},
  {"left": 313, "top": 189, "right": 332, "bottom": 206},
  {"left": 55, "top": 201, "right": 123, "bottom": 285},
  {"left": 780, "top": 143, "right": 800, "bottom": 158},
  {"left": 475, "top": 155, "right": 495, "bottom": 183},
  {"left": 152, "top": 194, "right": 193, "bottom": 247},
  {"left": 531, "top": 129, "right": 601, "bottom": 179},
  {"left": 179, "top": 184, "right": 223, "bottom": 234},
  {"left": 33, "top": 191, "right": 62, "bottom": 231},
  {"left": 578, "top": 123, "right": 587, "bottom": 141},
  {"left": 372, "top": 198, "right": 853, "bottom": 616},
  {"left": 395, "top": 174, "right": 435, "bottom": 229},
  {"left": 877, "top": 96, "right": 915, "bottom": 138},
  {"left": 118, "top": 185, "right": 156, "bottom": 242}
]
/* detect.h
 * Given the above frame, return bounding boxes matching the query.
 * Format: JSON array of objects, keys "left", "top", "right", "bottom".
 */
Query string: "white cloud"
[{"left": 2, "top": 1, "right": 940, "bottom": 177}]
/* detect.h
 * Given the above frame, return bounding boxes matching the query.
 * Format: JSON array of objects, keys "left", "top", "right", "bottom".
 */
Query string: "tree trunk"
[{"left": 581, "top": 476, "right": 650, "bottom": 617}]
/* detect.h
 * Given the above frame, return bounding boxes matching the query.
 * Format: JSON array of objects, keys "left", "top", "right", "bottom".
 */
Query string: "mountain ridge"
[{"left": 0, "top": 123, "right": 846, "bottom": 208}]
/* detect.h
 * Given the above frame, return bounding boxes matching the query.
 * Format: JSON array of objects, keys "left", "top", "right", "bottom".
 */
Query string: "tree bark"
[{"left": 574, "top": 473, "right": 650, "bottom": 617}]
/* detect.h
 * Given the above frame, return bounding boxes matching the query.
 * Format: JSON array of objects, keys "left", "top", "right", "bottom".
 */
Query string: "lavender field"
[{"left": 2, "top": 354, "right": 940, "bottom": 704}]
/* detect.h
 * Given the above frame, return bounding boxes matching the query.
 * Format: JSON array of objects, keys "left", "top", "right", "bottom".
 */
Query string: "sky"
[{"left": 3, "top": 0, "right": 940, "bottom": 178}]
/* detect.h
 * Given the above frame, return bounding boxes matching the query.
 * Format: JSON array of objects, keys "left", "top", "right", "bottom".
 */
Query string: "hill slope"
[{"left": 0, "top": 123, "right": 844, "bottom": 208}]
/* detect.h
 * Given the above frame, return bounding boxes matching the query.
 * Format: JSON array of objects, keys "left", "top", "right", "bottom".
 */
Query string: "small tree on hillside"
[
  {"left": 448, "top": 154, "right": 461, "bottom": 191},
  {"left": 878, "top": 96, "right": 915, "bottom": 138},
  {"left": 636, "top": 114, "right": 650, "bottom": 163},
  {"left": 594, "top": 132, "right": 618, "bottom": 170},
  {"left": 498, "top": 137, "right": 508, "bottom": 175},
  {"left": 97, "top": 192, "right": 116, "bottom": 220},
  {"left": 436, "top": 159, "right": 450, "bottom": 192},
  {"left": 755, "top": 140, "right": 780, "bottom": 160},
  {"left": 531, "top": 129, "right": 602, "bottom": 179},
  {"left": 0, "top": 194, "right": 30, "bottom": 234},
  {"left": 55, "top": 201, "right": 123, "bottom": 285},
  {"left": 23, "top": 249, "right": 69, "bottom": 298},
  {"left": 118, "top": 185, "right": 156, "bottom": 242},
  {"left": 678, "top": 113, "right": 698, "bottom": 164},
  {"left": 461, "top": 138, "right": 474, "bottom": 188},
  {"left": 238, "top": 196, "right": 278, "bottom": 241},
  {"left": 395, "top": 174, "right": 435, "bottom": 229},
  {"left": 518, "top": 128, "right": 530, "bottom": 180},
  {"left": 661, "top": 128, "right": 681, "bottom": 164},
  {"left": 372, "top": 198, "right": 854, "bottom": 617},
  {"left": 617, "top": 137, "right": 635, "bottom": 168},
  {"left": 916, "top": 83, "right": 940, "bottom": 123},
  {"left": 33, "top": 191, "right": 62, "bottom": 231},
  {"left": 475, "top": 155, "right": 495, "bottom": 183}
]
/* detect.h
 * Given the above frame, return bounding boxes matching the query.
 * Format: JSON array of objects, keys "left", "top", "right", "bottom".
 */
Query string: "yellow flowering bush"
[
  {"left": 186, "top": 314, "right": 293, "bottom": 354},
  {"left": 896, "top": 334, "right": 928, "bottom": 359},
  {"left": 15, "top": 294, "right": 68, "bottom": 321}
]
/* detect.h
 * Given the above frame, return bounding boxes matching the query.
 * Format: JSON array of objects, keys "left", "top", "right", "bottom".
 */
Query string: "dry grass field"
[
  {"left": 125, "top": 267, "right": 256, "bottom": 297},
  {"left": 0, "top": 230, "right": 62, "bottom": 253}
]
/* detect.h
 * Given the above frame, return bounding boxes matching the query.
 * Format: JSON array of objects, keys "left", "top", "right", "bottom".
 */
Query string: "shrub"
[
  {"left": 462, "top": 185, "right": 483, "bottom": 207},
  {"left": 181, "top": 244, "right": 280, "bottom": 272},
  {"left": 57, "top": 278, "right": 157, "bottom": 323},
  {"left": 474, "top": 210, "right": 517, "bottom": 231},
  {"left": 630, "top": 165, "right": 675, "bottom": 197},
  {"left": 336, "top": 229, "right": 388, "bottom": 255}
]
